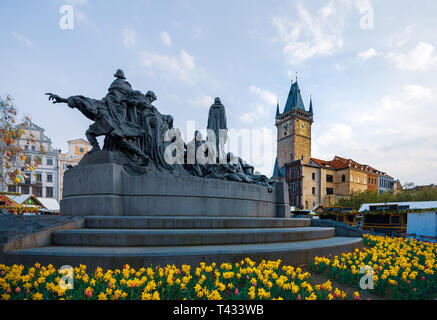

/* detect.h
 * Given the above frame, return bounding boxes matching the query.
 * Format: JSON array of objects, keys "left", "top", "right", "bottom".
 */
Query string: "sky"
[{"left": 1, "top": 0, "right": 437, "bottom": 185}]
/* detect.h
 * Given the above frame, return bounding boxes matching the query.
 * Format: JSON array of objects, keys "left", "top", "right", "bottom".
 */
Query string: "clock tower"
[{"left": 275, "top": 80, "right": 313, "bottom": 169}]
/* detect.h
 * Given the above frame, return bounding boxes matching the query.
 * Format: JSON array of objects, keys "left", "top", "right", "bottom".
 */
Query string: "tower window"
[
  {"left": 342, "top": 175, "right": 346, "bottom": 182},
  {"left": 326, "top": 175, "right": 334, "bottom": 183},
  {"left": 312, "top": 173, "right": 315, "bottom": 180}
]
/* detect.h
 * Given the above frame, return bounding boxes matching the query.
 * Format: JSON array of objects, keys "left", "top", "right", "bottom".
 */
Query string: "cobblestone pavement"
[{"left": 0, "top": 215, "right": 82, "bottom": 246}]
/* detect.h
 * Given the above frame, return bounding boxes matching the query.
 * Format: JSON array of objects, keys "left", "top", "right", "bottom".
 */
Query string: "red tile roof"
[{"left": 310, "top": 156, "right": 390, "bottom": 176}]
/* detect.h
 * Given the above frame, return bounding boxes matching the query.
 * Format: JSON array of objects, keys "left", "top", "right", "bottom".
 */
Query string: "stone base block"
[{"left": 61, "top": 152, "right": 290, "bottom": 218}]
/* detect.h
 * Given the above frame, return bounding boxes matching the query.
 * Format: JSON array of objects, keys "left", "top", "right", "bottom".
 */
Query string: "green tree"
[{"left": 335, "top": 187, "right": 437, "bottom": 210}]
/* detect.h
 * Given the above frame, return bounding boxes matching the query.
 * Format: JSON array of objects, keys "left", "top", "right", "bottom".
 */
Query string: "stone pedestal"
[{"left": 61, "top": 152, "right": 290, "bottom": 218}]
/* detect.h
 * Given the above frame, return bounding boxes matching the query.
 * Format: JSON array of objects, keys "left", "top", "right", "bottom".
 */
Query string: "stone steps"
[
  {"left": 52, "top": 227, "right": 335, "bottom": 247},
  {"left": 4, "top": 237, "right": 363, "bottom": 270},
  {"left": 84, "top": 216, "right": 311, "bottom": 229},
  {"left": 4, "top": 216, "right": 363, "bottom": 269}
]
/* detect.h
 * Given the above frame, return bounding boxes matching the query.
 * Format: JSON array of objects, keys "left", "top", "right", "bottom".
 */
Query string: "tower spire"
[
  {"left": 309, "top": 94, "right": 313, "bottom": 114},
  {"left": 276, "top": 98, "right": 280, "bottom": 117}
]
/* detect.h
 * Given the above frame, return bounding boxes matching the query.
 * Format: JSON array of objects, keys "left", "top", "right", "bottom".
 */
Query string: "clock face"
[{"left": 300, "top": 122, "right": 306, "bottom": 130}]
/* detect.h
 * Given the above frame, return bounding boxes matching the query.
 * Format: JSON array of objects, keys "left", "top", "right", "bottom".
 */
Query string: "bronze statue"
[
  {"left": 46, "top": 69, "right": 149, "bottom": 166},
  {"left": 46, "top": 69, "right": 273, "bottom": 191},
  {"left": 207, "top": 97, "right": 228, "bottom": 161}
]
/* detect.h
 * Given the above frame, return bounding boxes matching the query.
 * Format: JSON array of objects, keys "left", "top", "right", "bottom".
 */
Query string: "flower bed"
[
  {"left": 0, "top": 259, "right": 348, "bottom": 301},
  {"left": 310, "top": 234, "right": 437, "bottom": 299}
]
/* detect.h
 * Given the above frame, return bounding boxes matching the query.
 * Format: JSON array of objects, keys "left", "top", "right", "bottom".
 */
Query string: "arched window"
[{"left": 342, "top": 175, "right": 346, "bottom": 182}]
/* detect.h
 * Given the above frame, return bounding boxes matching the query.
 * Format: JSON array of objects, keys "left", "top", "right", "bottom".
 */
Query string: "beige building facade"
[{"left": 58, "top": 139, "right": 91, "bottom": 199}]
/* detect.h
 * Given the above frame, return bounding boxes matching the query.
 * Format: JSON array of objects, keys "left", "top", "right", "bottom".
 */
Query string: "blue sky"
[{"left": 1, "top": 0, "right": 437, "bottom": 185}]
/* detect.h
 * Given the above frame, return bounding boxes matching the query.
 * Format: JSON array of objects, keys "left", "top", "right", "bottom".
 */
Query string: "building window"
[
  {"left": 24, "top": 145, "right": 29, "bottom": 151},
  {"left": 24, "top": 172, "right": 31, "bottom": 185},
  {"left": 80, "top": 148, "right": 84, "bottom": 153},
  {"left": 47, "top": 158, "right": 53, "bottom": 166},
  {"left": 312, "top": 172, "right": 315, "bottom": 180},
  {"left": 326, "top": 175, "right": 333, "bottom": 183},
  {"left": 47, "top": 174, "right": 53, "bottom": 182},
  {"left": 351, "top": 175, "right": 354, "bottom": 182},
  {"left": 33, "top": 187, "right": 42, "bottom": 197},
  {"left": 46, "top": 187, "right": 54, "bottom": 198},
  {"left": 35, "top": 173, "right": 42, "bottom": 182},
  {"left": 31, "top": 146, "right": 36, "bottom": 151},
  {"left": 8, "top": 185, "right": 17, "bottom": 193},
  {"left": 305, "top": 201, "right": 309, "bottom": 209},
  {"left": 326, "top": 188, "right": 334, "bottom": 195},
  {"left": 21, "top": 186, "right": 30, "bottom": 194},
  {"left": 26, "top": 156, "right": 32, "bottom": 164},
  {"left": 312, "top": 187, "right": 316, "bottom": 195},
  {"left": 342, "top": 175, "right": 346, "bottom": 182}
]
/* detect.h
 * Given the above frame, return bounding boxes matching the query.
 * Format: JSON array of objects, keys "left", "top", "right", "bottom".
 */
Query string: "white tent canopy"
[
  {"left": 359, "top": 201, "right": 437, "bottom": 212},
  {"left": 9, "top": 194, "right": 60, "bottom": 212},
  {"left": 37, "top": 198, "right": 60, "bottom": 212}
]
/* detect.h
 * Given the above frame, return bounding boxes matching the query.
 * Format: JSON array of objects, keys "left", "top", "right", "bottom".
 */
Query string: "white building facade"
[{"left": 7, "top": 122, "right": 61, "bottom": 200}]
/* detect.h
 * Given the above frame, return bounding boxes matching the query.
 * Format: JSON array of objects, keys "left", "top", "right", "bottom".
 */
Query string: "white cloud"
[
  {"left": 388, "top": 25, "right": 414, "bottom": 48},
  {"left": 354, "top": 0, "right": 372, "bottom": 11},
  {"left": 160, "top": 31, "right": 172, "bottom": 46},
  {"left": 239, "top": 86, "right": 277, "bottom": 124},
  {"left": 386, "top": 42, "right": 437, "bottom": 71},
  {"left": 314, "top": 84, "right": 437, "bottom": 184},
  {"left": 272, "top": 2, "right": 345, "bottom": 64},
  {"left": 188, "top": 94, "right": 213, "bottom": 108},
  {"left": 122, "top": 28, "right": 137, "bottom": 47},
  {"left": 404, "top": 85, "right": 433, "bottom": 101},
  {"left": 316, "top": 124, "right": 354, "bottom": 146},
  {"left": 139, "top": 49, "right": 200, "bottom": 85},
  {"left": 9, "top": 32, "right": 33, "bottom": 47},
  {"left": 357, "top": 48, "right": 380, "bottom": 62},
  {"left": 318, "top": 1, "right": 336, "bottom": 18},
  {"left": 239, "top": 112, "right": 258, "bottom": 124},
  {"left": 249, "top": 86, "right": 277, "bottom": 106}
]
